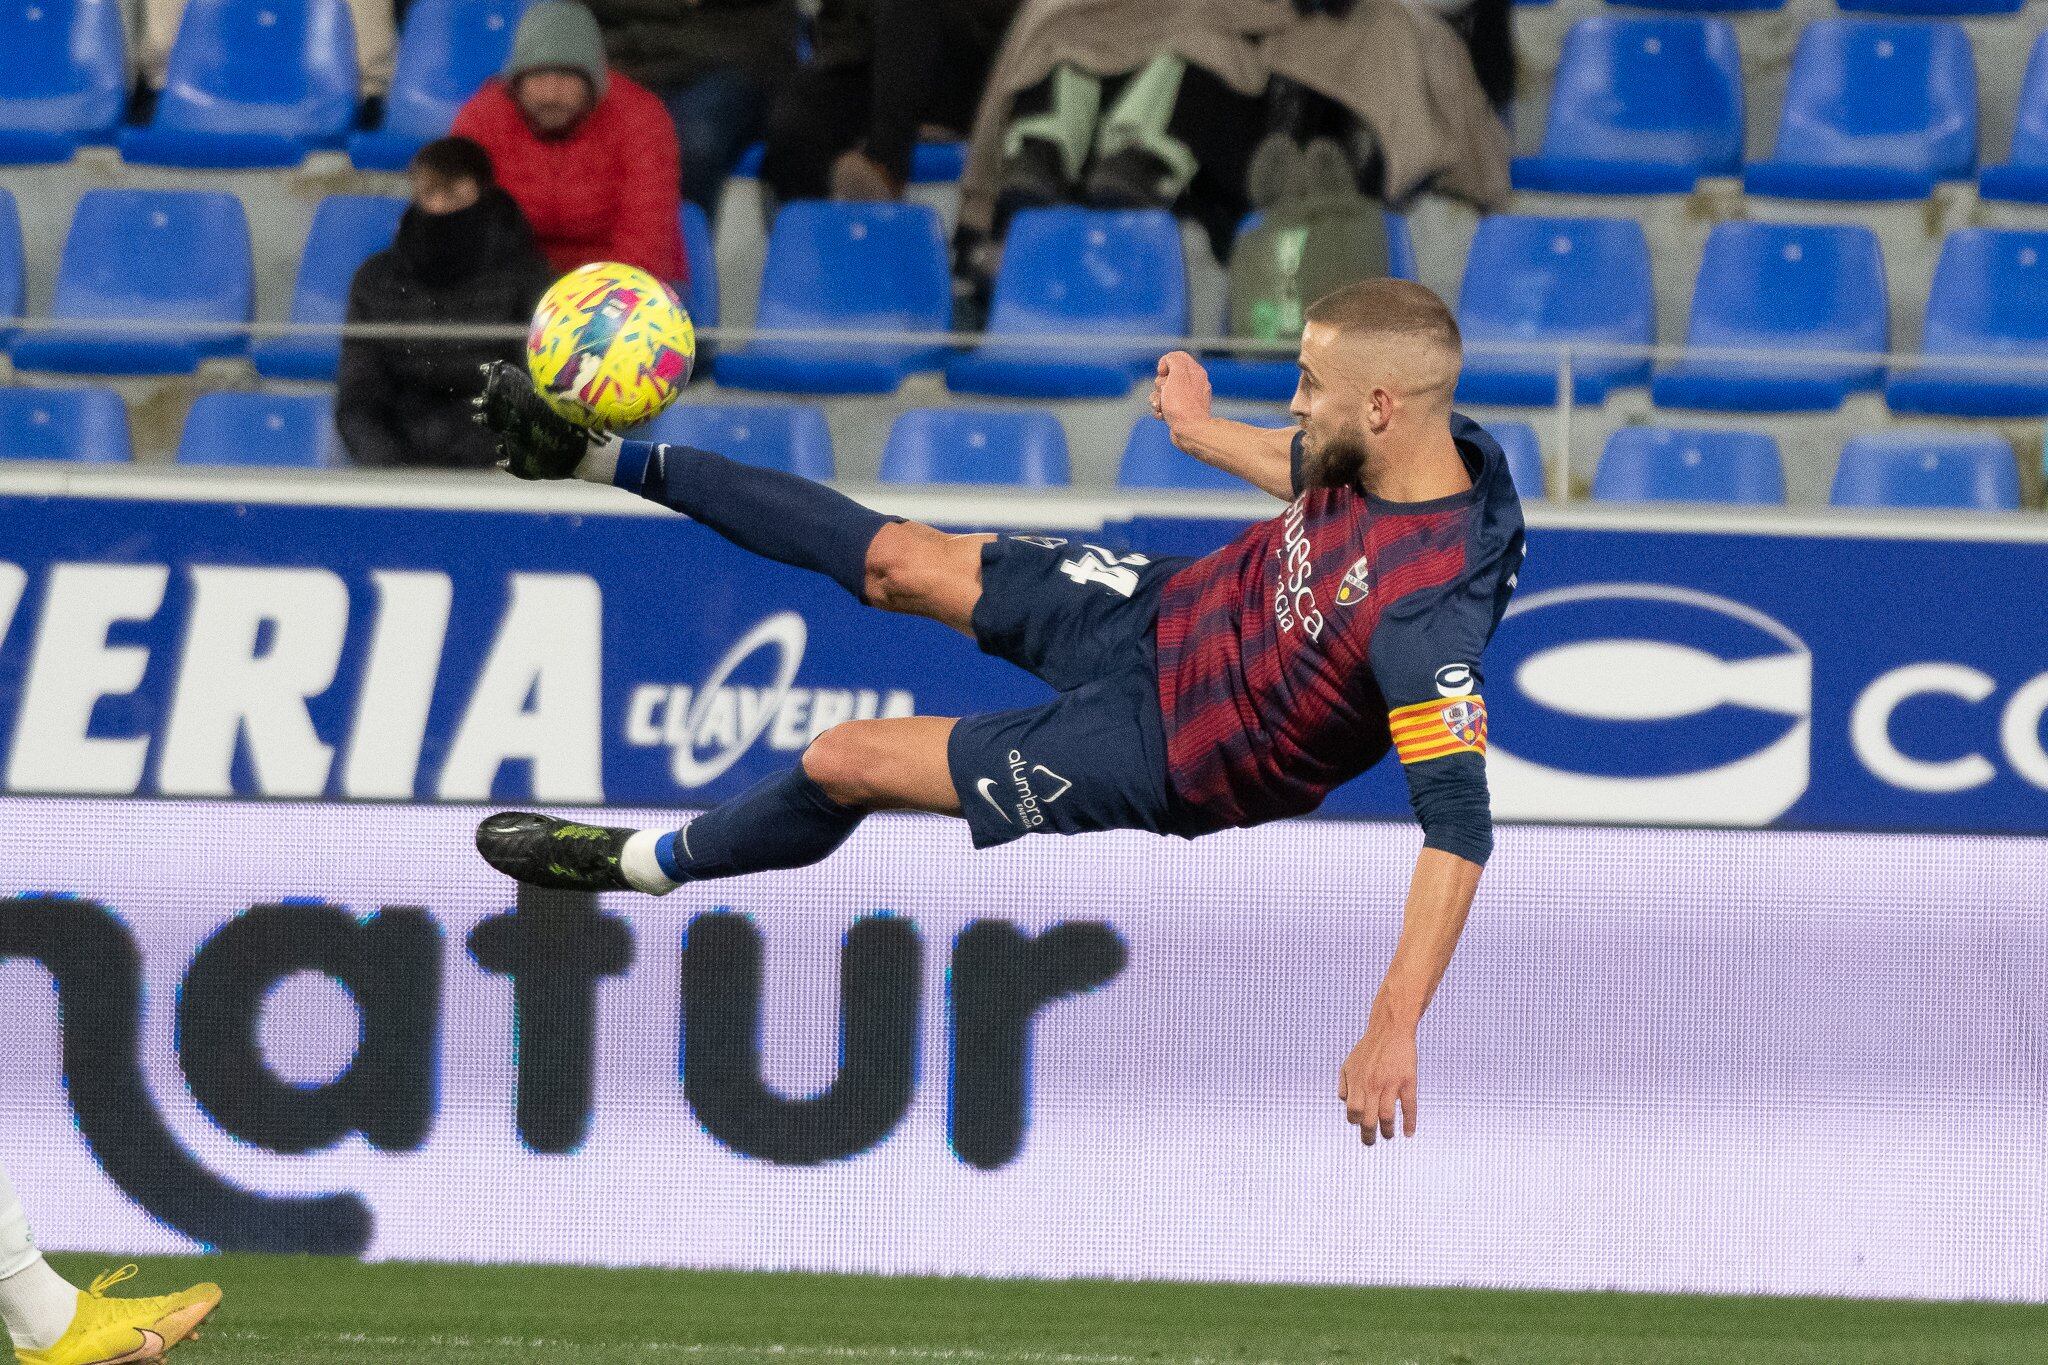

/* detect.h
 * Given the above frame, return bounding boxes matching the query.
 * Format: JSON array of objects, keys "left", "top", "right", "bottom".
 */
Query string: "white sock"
[
  {"left": 573, "top": 432, "right": 624, "bottom": 485},
  {"left": 619, "top": 829, "right": 679, "bottom": 896},
  {"left": 0, "top": 1167, "right": 76, "bottom": 1350}
]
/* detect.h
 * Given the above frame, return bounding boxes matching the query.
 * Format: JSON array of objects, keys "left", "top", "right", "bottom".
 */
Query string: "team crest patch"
[
  {"left": 1334, "top": 553, "right": 1371, "bottom": 607},
  {"left": 1442, "top": 698, "right": 1486, "bottom": 746}
]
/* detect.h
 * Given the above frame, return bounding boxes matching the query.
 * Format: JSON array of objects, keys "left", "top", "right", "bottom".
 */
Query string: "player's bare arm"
[
  {"left": 1340, "top": 848, "right": 1482, "bottom": 1145},
  {"left": 1150, "top": 351, "right": 1296, "bottom": 499}
]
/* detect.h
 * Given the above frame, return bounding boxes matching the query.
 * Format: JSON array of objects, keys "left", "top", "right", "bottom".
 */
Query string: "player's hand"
[
  {"left": 1151, "top": 350, "right": 1213, "bottom": 443},
  {"left": 1338, "top": 1007, "right": 1419, "bottom": 1146}
]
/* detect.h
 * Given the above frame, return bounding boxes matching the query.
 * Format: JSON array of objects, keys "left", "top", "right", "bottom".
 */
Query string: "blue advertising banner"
[{"left": 0, "top": 487, "right": 2042, "bottom": 833}]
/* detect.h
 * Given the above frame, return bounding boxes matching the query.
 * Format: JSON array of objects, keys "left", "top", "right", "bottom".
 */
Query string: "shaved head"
[{"left": 1291, "top": 279, "right": 1464, "bottom": 492}]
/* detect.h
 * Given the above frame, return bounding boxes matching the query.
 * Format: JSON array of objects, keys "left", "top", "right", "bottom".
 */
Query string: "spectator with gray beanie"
[{"left": 453, "top": 0, "right": 685, "bottom": 282}]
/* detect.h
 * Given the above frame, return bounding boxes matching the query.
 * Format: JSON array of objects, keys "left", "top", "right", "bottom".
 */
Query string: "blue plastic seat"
[
  {"left": 1831, "top": 433, "right": 2019, "bottom": 508},
  {"left": 1979, "top": 33, "right": 2048, "bottom": 203},
  {"left": 1593, "top": 427, "right": 1784, "bottom": 504},
  {"left": 250, "top": 195, "right": 405, "bottom": 381},
  {"left": 347, "top": 0, "right": 521, "bottom": 170},
  {"left": 879, "top": 408, "right": 1070, "bottom": 486},
  {"left": 1512, "top": 18, "right": 1744, "bottom": 194},
  {"left": 0, "top": 0, "right": 127, "bottom": 163},
  {"left": 1117, "top": 414, "right": 1290, "bottom": 491},
  {"left": 1455, "top": 216, "right": 1654, "bottom": 405},
  {"left": 121, "top": 0, "right": 359, "bottom": 168},
  {"left": 1207, "top": 210, "right": 1417, "bottom": 401},
  {"left": 0, "top": 387, "right": 131, "bottom": 461},
  {"left": 947, "top": 208, "right": 1187, "bottom": 399},
  {"left": 713, "top": 202, "right": 951, "bottom": 394},
  {"left": 625, "top": 403, "right": 833, "bottom": 479},
  {"left": 731, "top": 139, "right": 964, "bottom": 183},
  {"left": 1886, "top": 229, "right": 2048, "bottom": 417},
  {"left": 176, "top": 392, "right": 343, "bottom": 467},
  {"left": 11, "top": 190, "right": 253, "bottom": 375},
  {"left": 1838, "top": 0, "right": 2019, "bottom": 15},
  {"left": 679, "top": 201, "right": 718, "bottom": 330},
  {"left": 1652, "top": 222, "right": 1888, "bottom": 413},
  {"left": 1487, "top": 419, "right": 1547, "bottom": 499},
  {"left": 1744, "top": 21, "right": 1977, "bottom": 200}
]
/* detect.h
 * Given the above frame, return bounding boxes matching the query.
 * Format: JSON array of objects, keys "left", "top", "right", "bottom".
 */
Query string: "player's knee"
[
  {"left": 800, "top": 722, "right": 882, "bottom": 806},
  {"left": 863, "top": 522, "right": 959, "bottom": 614}
]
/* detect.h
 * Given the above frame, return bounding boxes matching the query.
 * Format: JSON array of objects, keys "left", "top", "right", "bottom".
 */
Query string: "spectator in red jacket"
[{"left": 453, "top": 0, "right": 686, "bottom": 284}]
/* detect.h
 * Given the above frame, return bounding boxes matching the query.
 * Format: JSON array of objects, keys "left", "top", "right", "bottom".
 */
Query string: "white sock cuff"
[
  {"left": 619, "top": 829, "right": 679, "bottom": 896},
  {"left": 573, "top": 432, "right": 624, "bottom": 486}
]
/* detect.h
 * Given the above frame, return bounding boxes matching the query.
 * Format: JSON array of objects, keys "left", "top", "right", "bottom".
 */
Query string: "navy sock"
[
  {"left": 656, "top": 766, "right": 866, "bottom": 882},
  {"left": 613, "top": 440, "right": 893, "bottom": 601}
]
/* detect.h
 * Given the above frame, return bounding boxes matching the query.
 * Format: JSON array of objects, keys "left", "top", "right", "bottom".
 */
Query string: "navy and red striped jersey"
[{"left": 1152, "top": 415, "right": 1525, "bottom": 858}]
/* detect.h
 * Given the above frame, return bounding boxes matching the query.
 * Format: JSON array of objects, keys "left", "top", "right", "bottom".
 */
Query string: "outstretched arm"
[
  {"left": 1340, "top": 847, "right": 1481, "bottom": 1145},
  {"left": 1150, "top": 351, "right": 1298, "bottom": 500}
]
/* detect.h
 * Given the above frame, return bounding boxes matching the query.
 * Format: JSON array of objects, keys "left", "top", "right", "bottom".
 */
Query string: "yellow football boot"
[{"left": 14, "top": 1266, "right": 222, "bottom": 1365}]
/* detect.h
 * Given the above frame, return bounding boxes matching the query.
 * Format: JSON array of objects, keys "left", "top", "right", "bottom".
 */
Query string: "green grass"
[{"left": 44, "top": 1254, "right": 2047, "bottom": 1365}]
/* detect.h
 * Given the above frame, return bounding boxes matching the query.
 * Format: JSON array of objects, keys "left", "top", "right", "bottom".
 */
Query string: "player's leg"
[
  {"left": 0, "top": 1161, "right": 220, "bottom": 1364},
  {"left": 476, "top": 716, "right": 961, "bottom": 894},
  {"left": 478, "top": 361, "right": 994, "bottom": 617}
]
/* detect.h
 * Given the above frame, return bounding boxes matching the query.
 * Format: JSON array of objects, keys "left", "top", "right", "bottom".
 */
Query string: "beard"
[{"left": 1298, "top": 422, "right": 1368, "bottom": 490}]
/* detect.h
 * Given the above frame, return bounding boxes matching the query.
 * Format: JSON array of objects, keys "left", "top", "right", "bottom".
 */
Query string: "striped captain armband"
[{"left": 1389, "top": 696, "right": 1488, "bottom": 764}]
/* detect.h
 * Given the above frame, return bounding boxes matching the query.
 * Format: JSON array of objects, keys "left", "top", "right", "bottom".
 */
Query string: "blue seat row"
[
  {"left": 1455, "top": 215, "right": 2048, "bottom": 419},
  {"left": 1588, "top": 426, "right": 2020, "bottom": 510},
  {"left": 1516, "top": 0, "right": 2025, "bottom": 17},
  {"left": 0, "top": 388, "right": 341, "bottom": 466},
  {"left": 1522, "top": 18, "right": 2048, "bottom": 203},
  {"left": 8, "top": 189, "right": 2048, "bottom": 420}
]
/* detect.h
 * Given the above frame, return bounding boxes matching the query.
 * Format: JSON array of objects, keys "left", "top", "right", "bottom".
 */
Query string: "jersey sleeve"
[{"left": 1367, "top": 585, "right": 1499, "bottom": 867}]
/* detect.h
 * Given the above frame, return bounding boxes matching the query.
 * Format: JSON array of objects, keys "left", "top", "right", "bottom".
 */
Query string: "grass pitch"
[{"left": 47, "top": 1253, "right": 2045, "bottom": 1365}]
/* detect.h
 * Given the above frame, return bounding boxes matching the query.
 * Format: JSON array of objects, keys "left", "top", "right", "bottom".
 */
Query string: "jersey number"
[{"left": 1059, "top": 545, "right": 1151, "bottom": 598}]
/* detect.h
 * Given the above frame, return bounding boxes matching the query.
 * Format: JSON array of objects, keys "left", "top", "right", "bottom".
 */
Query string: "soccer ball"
[{"left": 526, "top": 262, "right": 695, "bottom": 429}]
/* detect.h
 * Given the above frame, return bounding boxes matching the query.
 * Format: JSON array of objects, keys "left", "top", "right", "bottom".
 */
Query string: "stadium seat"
[
  {"left": 713, "top": 202, "right": 951, "bottom": 394},
  {"left": 1206, "top": 210, "right": 1416, "bottom": 401},
  {"left": 347, "top": 0, "right": 521, "bottom": 171},
  {"left": 1837, "top": 0, "right": 2020, "bottom": 15},
  {"left": 1488, "top": 419, "right": 1547, "bottom": 499},
  {"left": 1652, "top": 222, "right": 1888, "bottom": 413},
  {"left": 1831, "top": 432, "right": 2020, "bottom": 509},
  {"left": 1885, "top": 229, "right": 2048, "bottom": 417},
  {"left": 176, "top": 392, "right": 343, "bottom": 467},
  {"left": 1117, "top": 414, "right": 1287, "bottom": 491},
  {"left": 11, "top": 190, "right": 253, "bottom": 375},
  {"left": 947, "top": 208, "right": 1188, "bottom": 399},
  {"left": 730, "top": 138, "right": 965, "bottom": 183},
  {"left": 120, "top": 0, "right": 359, "bottom": 168},
  {"left": 1511, "top": 18, "right": 1744, "bottom": 194},
  {"left": 0, "top": 386, "right": 132, "bottom": 462},
  {"left": 1594, "top": 427, "right": 1784, "bottom": 504},
  {"left": 879, "top": 408, "right": 1070, "bottom": 486},
  {"left": 1743, "top": 21, "right": 1977, "bottom": 200},
  {"left": 1979, "top": 32, "right": 2048, "bottom": 203},
  {"left": 1454, "top": 216, "right": 1654, "bottom": 405},
  {"left": 0, "top": 0, "right": 127, "bottom": 163},
  {"left": 0, "top": 191, "right": 20, "bottom": 348},
  {"left": 626, "top": 403, "right": 833, "bottom": 480},
  {"left": 679, "top": 201, "right": 718, "bottom": 331},
  {"left": 250, "top": 195, "right": 405, "bottom": 381}
]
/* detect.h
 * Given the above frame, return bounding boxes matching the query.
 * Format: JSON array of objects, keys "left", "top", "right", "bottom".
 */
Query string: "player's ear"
[{"left": 1367, "top": 385, "right": 1397, "bottom": 433}]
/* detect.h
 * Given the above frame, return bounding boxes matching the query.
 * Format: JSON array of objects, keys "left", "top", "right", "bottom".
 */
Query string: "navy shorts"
[{"left": 946, "top": 535, "right": 1192, "bottom": 849}]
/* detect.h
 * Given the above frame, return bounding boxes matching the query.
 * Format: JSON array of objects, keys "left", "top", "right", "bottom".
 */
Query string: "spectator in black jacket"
[{"left": 336, "top": 137, "right": 554, "bottom": 469}]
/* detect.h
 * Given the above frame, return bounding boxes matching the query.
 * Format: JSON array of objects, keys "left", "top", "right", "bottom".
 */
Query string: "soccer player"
[
  {"left": 0, "top": 1162, "right": 219, "bottom": 1363},
  {"left": 474, "top": 278, "right": 1524, "bottom": 1145}
]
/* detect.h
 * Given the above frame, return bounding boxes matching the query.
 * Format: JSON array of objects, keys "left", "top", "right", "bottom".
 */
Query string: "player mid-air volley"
[{"left": 473, "top": 278, "right": 1525, "bottom": 1145}]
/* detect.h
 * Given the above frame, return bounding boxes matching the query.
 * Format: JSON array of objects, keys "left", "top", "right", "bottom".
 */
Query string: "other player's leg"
[
  {"left": 477, "top": 716, "right": 959, "bottom": 893},
  {"left": 0, "top": 1162, "right": 220, "bottom": 1364}
]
